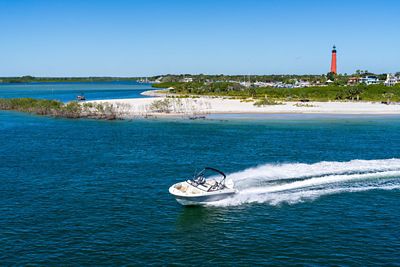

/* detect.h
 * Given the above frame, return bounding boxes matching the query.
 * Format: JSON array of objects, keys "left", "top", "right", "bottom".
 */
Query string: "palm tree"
[{"left": 347, "top": 86, "right": 365, "bottom": 101}]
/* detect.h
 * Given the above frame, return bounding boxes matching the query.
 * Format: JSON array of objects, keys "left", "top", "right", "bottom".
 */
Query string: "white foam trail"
[
  {"left": 229, "top": 159, "right": 400, "bottom": 185},
  {"left": 211, "top": 159, "right": 400, "bottom": 207},
  {"left": 242, "top": 170, "right": 400, "bottom": 194},
  {"left": 213, "top": 184, "right": 400, "bottom": 207}
]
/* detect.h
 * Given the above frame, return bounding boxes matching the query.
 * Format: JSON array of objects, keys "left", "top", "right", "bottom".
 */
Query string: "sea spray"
[{"left": 211, "top": 159, "right": 400, "bottom": 206}]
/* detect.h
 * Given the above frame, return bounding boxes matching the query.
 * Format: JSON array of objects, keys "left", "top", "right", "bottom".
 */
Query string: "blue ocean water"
[
  {"left": 0, "top": 81, "right": 153, "bottom": 102},
  {"left": 1, "top": 85, "right": 400, "bottom": 265}
]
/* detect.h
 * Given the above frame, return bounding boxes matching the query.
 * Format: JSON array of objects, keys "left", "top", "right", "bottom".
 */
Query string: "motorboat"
[
  {"left": 169, "top": 167, "right": 237, "bottom": 206},
  {"left": 76, "top": 94, "right": 86, "bottom": 101}
]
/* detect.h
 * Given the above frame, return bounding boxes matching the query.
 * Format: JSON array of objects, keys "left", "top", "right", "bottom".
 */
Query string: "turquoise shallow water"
[
  {"left": 1, "top": 85, "right": 400, "bottom": 265},
  {"left": 0, "top": 81, "right": 153, "bottom": 102}
]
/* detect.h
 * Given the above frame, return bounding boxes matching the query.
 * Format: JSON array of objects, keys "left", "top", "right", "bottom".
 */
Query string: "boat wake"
[{"left": 210, "top": 159, "right": 400, "bottom": 206}]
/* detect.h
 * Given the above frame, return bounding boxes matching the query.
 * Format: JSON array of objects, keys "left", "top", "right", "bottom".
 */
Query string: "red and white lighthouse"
[{"left": 330, "top": 45, "right": 337, "bottom": 74}]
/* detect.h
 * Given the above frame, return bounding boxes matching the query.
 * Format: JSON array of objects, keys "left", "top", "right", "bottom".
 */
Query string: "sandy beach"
[{"left": 90, "top": 93, "right": 400, "bottom": 118}]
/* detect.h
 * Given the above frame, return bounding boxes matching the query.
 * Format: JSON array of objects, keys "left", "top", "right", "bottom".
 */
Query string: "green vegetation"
[
  {"left": 254, "top": 97, "right": 283, "bottom": 106},
  {"left": 2, "top": 72, "right": 395, "bottom": 85},
  {"left": 0, "top": 98, "right": 118, "bottom": 119},
  {"left": 154, "top": 81, "right": 400, "bottom": 102},
  {"left": 326, "top": 72, "right": 336, "bottom": 81},
  {"left": 155, "top": 82, "right": 246, "bottom": 95},
  {"left": 152, "top": 74, "right": 329, "bottom": 84},
  {"left": 152, "top": 82, "right": 181, "bottom": 89}
]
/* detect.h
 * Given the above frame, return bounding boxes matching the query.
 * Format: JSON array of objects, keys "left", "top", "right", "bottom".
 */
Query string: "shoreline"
[
  {"left": 140, "top": 89, "right": 169, "bottom": 97},
  {"left": 2, "top": 96, "right": 400, "bottom": 121},
  {"left": 89, "top": 94, "right": 400, "bottom": 119}
]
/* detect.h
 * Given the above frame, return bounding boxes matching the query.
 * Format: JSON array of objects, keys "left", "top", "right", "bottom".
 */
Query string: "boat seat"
[{"left": 205, "top": 180, "right": 217, "bottom": 186}]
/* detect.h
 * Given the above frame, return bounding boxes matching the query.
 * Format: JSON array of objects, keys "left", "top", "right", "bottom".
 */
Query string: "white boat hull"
[{"left": 169, "top": 180, "right": 236, "bottom": 206}]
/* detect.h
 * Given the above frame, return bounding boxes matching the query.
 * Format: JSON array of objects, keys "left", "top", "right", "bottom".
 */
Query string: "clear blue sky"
[{"left": 0, "top": 0, "right": 399, "bottom": 76}]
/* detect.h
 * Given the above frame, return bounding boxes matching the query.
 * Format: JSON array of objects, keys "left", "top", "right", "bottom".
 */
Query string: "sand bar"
[{"left": 89, "top": 95, "right": 400, "bottom": 119}]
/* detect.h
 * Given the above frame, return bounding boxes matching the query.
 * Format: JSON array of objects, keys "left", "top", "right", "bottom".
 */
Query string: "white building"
[
  {"left": 326, "top": 79, "right": 334, "bottom": 84},
  {"left": 294, "top": 80, "right": 311, "bottom": 88},
  {"left": 253, "top": 81, "right": 275, "bottom": 87},
  {"left": 359, "top": 76, "right": 379, "bottom": 85},
  {"left": 384, "top": 74, "right": 399, "bottom": 87},
  {"left": 180, "top": 77, "right": 194, "bottom": 83},
  {"left": 239, "top": 81, "right": 252, "bottom": 88}
]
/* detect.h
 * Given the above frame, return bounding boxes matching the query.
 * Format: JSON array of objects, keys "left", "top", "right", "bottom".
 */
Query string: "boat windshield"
[{"left": 192, "top": 167, "right": 226, "bottom": 186}]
